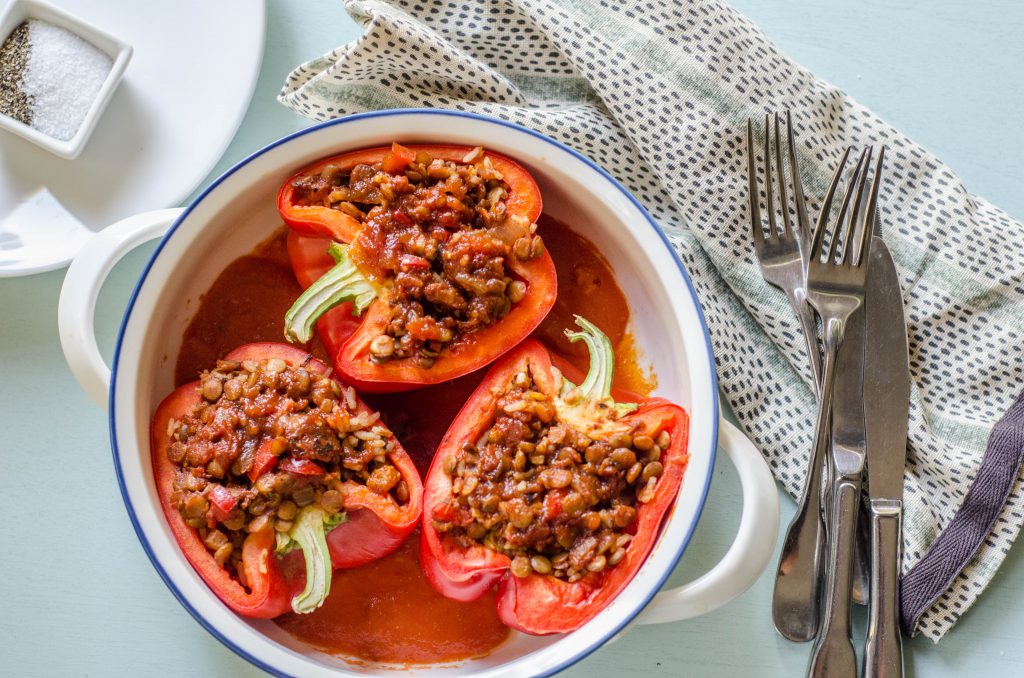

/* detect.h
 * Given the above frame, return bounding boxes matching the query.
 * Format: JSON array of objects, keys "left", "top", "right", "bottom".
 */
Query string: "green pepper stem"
[
  {"left": 559, "top": 316, "right": 637, "bottom": 424},
  {"left": 564, "top": 316, "right": 615, "bottom": 402},
  {"left": 284, "top": 243, "right": 376, "bottom": 344},
  {"left": 287, "top": 506, "right": 334, "bottom": 614}
]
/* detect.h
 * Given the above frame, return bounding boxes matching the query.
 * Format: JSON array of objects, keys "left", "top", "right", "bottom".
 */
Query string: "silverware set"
[{"left": 747, "top": 113, "right": 909, "bottom": 678}]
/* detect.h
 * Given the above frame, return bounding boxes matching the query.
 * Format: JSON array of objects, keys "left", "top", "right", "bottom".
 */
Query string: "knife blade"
[
  {"left": 807, "top": 281, "right": 867, "bottom": 677},
  {"left": 863, "top": 236, "right": 909, "bottom": 678},
  {"left": 864, "top": 238, "right": 910, "bottom": 502}
]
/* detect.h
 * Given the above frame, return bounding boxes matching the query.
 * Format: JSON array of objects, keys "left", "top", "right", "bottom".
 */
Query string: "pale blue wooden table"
[{"left": 3, "top": 1, "right": 1023, "bottom": 675}]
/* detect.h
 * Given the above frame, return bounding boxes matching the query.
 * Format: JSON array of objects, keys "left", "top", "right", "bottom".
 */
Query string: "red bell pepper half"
[
  {"left": 420, "top": 319, "right": 690, "bottom": 634},
  {"left": 277, "top": 143, "right": 557, "bottom": 392},
  {"left": 151, "top": 342, "right": 423, "bottom": 618}
]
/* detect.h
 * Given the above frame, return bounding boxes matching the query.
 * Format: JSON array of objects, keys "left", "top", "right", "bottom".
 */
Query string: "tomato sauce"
[
  {"left": 275, "top": 531, "right": 508, "bottom": 664},
  {"left": 173, "top": 214, "right": 649, "bottom": 664},
  {"left": 533, "top": 214, "right": 655, "bottom": 395},
  {"left": 174, "top": 234, "right": 316, "bottom": 386}
]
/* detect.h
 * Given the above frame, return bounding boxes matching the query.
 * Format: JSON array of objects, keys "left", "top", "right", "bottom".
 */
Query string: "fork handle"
[
  {"left": 772, "top": 335, "right": 838, "bottom": 642},
  {"left": 808, "top": 475, "right": 862, "bottom": 678},
  {"left": 792, "top": 286, "right": 870, "bottom": 608},
  {"left": 865, "top": 501, "right": 904, "bottom": 678}
]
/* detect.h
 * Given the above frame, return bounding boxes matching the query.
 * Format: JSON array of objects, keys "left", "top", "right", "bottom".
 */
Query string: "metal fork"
[
  {"left": 748, "top": 113, "right": 831, "bottom": 642},
  {"left": 746, "top": 112, "right": 822, "bottom": 392},
  {"left": 803, "top": 146, "right": 882, "bottom": 678}
]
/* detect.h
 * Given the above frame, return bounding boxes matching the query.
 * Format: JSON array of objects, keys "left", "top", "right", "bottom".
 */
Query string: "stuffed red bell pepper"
[
  {"left": 278, "top": 143, "right": 557, "bottom": 392},
  {"left": 420, "top": 317, "right": 690, "bottom": 634},
  {"left": 151, "top": 342, "right": 422, "bottom": 618}
]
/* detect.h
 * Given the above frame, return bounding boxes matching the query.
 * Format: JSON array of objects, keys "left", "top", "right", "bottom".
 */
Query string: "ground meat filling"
[
  {"left": 165, "top": 358, "right": 408, "bottom": 586},
  {"left": 290, "top": 147, "right": 544, "bottom": 368},
  {"left": 432, "top": 368, "right": 670, "bottom": 582}
]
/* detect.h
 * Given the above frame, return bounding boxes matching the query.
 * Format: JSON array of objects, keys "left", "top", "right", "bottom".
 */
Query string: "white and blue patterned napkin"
[{"left": 278, "top": 0, "right": 1024, "bottom": 641}]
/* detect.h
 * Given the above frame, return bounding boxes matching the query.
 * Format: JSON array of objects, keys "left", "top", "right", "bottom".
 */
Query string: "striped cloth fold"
[{"left": 278, "top": 0, "right": 1024, "bottom": 641}]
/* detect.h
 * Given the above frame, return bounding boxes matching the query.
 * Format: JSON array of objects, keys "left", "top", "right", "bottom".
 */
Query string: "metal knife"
[
  {"left": 863, "top": 237, "right": 909, "bottom": 678},
  {"left": 807, "top": 284, "right": 867, "bottom": 678}
]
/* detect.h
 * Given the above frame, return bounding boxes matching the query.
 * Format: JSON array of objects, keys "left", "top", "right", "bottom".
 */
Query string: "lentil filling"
[
  {"left": 165, "top": 357, "right": 408, "bottom": 589},
  {"left": 288, "top": 146, "right": 544, "bottom": 368},
  {"left": 432, "top": 366, "right": 670, "bottom": 583}
]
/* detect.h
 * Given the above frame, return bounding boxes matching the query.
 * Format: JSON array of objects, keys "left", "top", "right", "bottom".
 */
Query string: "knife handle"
[
  {"left": 808, "top": 476, "right": 861, "bottom": 678},
  {"left": 865, "top": 501, "right": 904, "bottom": 678}
]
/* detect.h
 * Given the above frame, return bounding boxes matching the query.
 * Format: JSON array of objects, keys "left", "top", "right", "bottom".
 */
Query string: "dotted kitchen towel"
[{"left": 278, "top": 0, "right": 1024, "bottom": 641}]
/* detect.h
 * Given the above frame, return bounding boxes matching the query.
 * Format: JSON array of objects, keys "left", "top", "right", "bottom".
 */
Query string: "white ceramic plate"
[{"left": 0, "top": 0, "right": 265, "bottom": 277}]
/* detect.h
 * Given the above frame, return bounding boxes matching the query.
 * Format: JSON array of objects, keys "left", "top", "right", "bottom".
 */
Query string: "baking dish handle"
[
  {"left": 635, "top": 417, "right": 779, "bottom": 625},
  {"left": 58, "top": 208, "right": 184, "bottom": 410}
]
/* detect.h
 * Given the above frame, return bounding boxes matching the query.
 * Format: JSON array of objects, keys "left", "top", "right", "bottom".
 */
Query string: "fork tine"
[
  {"left": 811, "top": 146, "right": 852, "bottom": 260},
  {"left": 763, "top": 114, "right": 777, "bottom": 239},
  {"left": 774, "top": 113, "right": 791, "bottom": 238},
  {"left": 786, "top": 111, "right": 810, "bottom": 238},
  {"left": 826, "top": 148, "right": 868, "bottom": 264},
  {"left": 857, "top": 146, "right": 885, "bottom": 267},
  {"left": 842, "top": 147, "right": 873, "bottom": 266},
  {"left": 747, "top": 119, "right": 765, "bottom": 248}
]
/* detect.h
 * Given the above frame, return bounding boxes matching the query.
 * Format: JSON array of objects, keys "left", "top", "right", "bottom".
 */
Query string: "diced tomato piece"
[
  {"left": 434, "top": 209, "right": 463, "bottom": 230},
  {"left": 428, "top": 227, "right": 451, "bottom": 243},
  {"left": 543, "top": 489, "right": 566, "bottom": 522},
  {"left": 248, "top": 439, "right": 279, "bottom": 482},
  {"left": 432, "top": 500, "right": 459, "bottom": 523},
  {"left": 279, "top": 458, "right": 326, "bottom": 476},
  {"left": 381, "top": 142, "right": 416, "bottom": 174},
  {"left": 391, "top": 210, "right": 413, "bottom": 227},
  {"left": 407, "top": 317, "right": 443, "bottom": 342},
  {"left": 399, "top": 254, "right": 431, "bottom": 271},
  {"left": 209, "top": 484, "right": 238, "bottom": 520}
]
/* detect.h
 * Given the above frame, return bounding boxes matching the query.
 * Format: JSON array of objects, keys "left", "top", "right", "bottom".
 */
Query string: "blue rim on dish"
[{"left": 109, "top": 108, "right": 721, "bottom": 677}]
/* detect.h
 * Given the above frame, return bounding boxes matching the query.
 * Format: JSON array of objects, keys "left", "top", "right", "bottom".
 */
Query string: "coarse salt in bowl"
[{"left": 0, "top": 0, "right": 132, "bottom": 159}]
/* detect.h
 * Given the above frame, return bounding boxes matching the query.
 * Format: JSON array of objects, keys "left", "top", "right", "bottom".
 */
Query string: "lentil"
[
  {"left": 632, "top": 435, "right": 654, "bottom": 451},
  {"left": 642, "top": 461, "right": 664, "bottom": 482},
  {"left": 510, "top": 556, "right": 533, "bottom": 578}
]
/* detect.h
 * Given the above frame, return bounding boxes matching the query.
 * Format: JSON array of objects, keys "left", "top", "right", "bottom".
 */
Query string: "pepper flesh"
[
  {"left": 278, "top": 144, "right": 556, "bottom": 392},
  {"left": 152, "top": 383, "right": 292, "bottom": 618},
  {"left": 419, "top": 329, "right": 689, "bottom": 634},
  {"left": 151, "top": 342, "right": 423, "bottom": 618}
]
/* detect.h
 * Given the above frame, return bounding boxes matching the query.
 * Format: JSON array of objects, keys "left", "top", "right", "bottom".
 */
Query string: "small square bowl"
[{"left": 0, "top": 0, "right": 132, "bottom": 159}]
